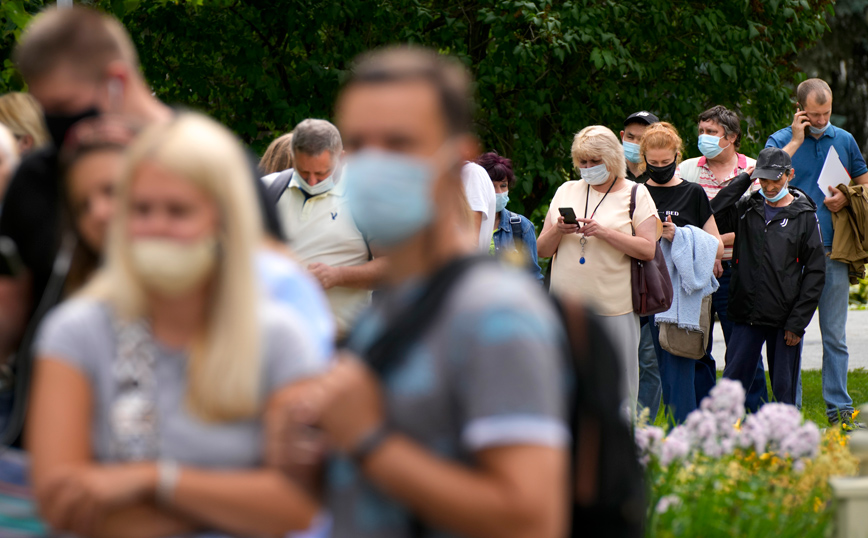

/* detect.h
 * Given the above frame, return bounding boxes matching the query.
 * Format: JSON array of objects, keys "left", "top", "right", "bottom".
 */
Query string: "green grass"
[{"left": 651, "top": 368, "right": 868, "bottom": 427}]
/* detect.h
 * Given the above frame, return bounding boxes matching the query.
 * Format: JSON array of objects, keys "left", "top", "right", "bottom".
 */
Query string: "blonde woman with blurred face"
[
  {"left": 538, "top": 125, "right": 660, "bottom": 417},
  {"left": 27, "top": 114, "right": 323, "bottom": 537},
  {"left": 0, "top": 124, "right": 19, "bottom": 206},
  {"left": 0, "top": 93, "right": 49, "bottom": 155}
]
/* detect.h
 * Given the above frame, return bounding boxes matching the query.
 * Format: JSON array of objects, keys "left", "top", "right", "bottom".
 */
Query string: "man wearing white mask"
[{"left": 265, "top": 118, "right": 386, "bottom": 337}]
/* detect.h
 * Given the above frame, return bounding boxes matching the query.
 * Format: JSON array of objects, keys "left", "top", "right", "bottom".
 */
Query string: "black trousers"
[{"left": 722, "top": 324, "right": 802, "bottom": 406}]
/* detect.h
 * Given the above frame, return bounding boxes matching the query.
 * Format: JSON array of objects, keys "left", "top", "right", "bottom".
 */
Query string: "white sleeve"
[{"left": 461, "top": 162, "right": 494, "bottom": 218}]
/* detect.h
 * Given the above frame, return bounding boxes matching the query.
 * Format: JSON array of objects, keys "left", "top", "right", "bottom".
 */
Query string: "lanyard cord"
[{"left": 584, "top": 179, "right": 617, "bottom": 221}]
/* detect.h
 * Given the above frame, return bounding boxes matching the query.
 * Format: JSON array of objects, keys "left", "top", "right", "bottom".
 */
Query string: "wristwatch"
[{"left": 348, "top": 423, "right": 392, "bottom": 466}]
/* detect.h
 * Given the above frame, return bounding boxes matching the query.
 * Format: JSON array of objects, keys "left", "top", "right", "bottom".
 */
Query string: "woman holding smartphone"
[{"left": 538, "top": 125, "right": 659, "bottom": 417}]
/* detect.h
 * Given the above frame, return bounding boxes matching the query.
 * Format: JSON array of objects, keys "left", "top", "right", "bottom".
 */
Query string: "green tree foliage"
[
  {"left": 799, "top": 0, "right": 868, "bottom": 156},
  {"left": 1, "top": 0, "right": 832, "bottom": 219}
]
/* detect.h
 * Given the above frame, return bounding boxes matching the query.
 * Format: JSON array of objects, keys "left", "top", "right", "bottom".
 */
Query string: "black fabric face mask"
[
  {"left": 645, "top": 159, "right": 678, "bottom": 184},
  {"left": 44, "top": 107, "right": 100, "bottom": 149}
]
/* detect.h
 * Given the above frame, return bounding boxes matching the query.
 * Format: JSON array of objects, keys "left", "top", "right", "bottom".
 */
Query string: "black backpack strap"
[
  {"left": 263, "top": 168, "right": 294, "bottom": 206},
  {"left": 361, "top": 255, "right": 494, "bottom": 376}
]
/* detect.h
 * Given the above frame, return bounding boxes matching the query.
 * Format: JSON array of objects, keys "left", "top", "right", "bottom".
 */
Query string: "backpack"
[
  {"left": 358, "top": 255, "right": 646, "bottom": 538},
  {"left": 263, "top": 168, "right": 294, "bottom": 206}
]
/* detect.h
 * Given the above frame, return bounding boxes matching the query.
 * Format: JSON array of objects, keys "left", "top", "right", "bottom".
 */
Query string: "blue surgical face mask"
[
  {"left": 623, "top": 141, "right": 641, "bottom": 164},
  {"left": 760, "top": 180, "right": 789, "bottom": 203},
  {"left": 495, "top": 192, "right": 509, "bottom": 213},
  {"left": 809, "top": 123, "right": 830, "bottom": 135},
  {"left": 580, "top": 163, "right": 610, "bottom": 185},
  {"left": 297, "top": 169, "right": 337, "bottom": 196},
  {"left": 697, "top": 134, "right": 730, "bottom": 159},
  {"left": 344, "top": 149, "right": 445, "bottom": 248}
]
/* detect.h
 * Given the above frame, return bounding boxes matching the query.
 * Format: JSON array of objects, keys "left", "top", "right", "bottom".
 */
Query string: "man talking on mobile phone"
[{"left": 766, "top": 78, "right": 868, "bottom": 427}]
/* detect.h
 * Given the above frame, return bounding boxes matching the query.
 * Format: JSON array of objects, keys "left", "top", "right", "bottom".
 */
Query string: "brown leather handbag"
[{"left": 629, "top": 184, "right": 673, "bottom": 316}]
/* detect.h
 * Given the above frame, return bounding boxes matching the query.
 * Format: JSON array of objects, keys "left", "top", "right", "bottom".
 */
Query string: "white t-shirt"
[{"left": 461, "top": 162, "right": 497, "bottom": 252}]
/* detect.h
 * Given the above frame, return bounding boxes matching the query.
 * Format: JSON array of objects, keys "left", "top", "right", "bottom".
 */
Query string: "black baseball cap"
[
  {"left": 623, "top": 111, "right": 659, "bottom": 126},
  {"left": 751, "top": 147, "right": 793, "bottom": 180}
]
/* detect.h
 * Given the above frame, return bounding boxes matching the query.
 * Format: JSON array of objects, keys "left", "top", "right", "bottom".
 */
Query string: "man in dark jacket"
[{"left": 722, "top": 147, "right": 825, "bottom": 406}]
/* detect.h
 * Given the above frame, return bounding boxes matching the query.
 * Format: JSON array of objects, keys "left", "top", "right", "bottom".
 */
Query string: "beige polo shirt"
[
  {"left": 274, "top": 171, "right": 372, "bottom": 335},
  {"left": 547, "top": 180, "right": 658, "bottom": 316}
]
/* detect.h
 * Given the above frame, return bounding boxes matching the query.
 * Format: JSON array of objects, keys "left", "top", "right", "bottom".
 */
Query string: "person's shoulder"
[
  {"left": 555, "top": 179, "right": 583, "bottom": 194},
  {"left": 767, "top": 126, "right": 793, "bottom": 146},
  {"left": 741, "top": 155, "right": 757, "bottom": 167},
  {"left": 461, "top": 161, "right": 490, "bottom": 183},
  {"left": 5, "top": 148, "right": 57, "bottom": 194},
  {"left": 43, "top": 297, "right": 109, "bottom": 328},
  {"left": 452, "top": 261, "right": 553, "bottom": 315},
  {"left": 678, "top": 156, "right": 702, "bottom": 169}
]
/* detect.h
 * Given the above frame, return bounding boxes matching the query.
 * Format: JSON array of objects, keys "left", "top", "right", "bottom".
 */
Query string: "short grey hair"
[{"left": 290, "top": 119, "right": 342, "bottom": 160}]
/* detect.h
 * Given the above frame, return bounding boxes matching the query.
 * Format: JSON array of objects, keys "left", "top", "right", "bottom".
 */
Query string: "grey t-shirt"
[
  {"left": 36, "top": 297, "right": 326, "bottom": 467},
  {"left": 328, "top": 262, "right": 568, "bottom": 538}
]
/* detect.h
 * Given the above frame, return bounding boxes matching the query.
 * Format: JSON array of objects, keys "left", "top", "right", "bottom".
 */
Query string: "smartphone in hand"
[{"left": 559, "top": 207, "right": 578, "bottom": 226}]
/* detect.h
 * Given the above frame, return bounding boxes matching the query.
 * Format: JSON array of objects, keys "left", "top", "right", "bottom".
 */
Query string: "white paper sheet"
[{"left": 816, "top": 146, "right": 851, "bottom": 198}]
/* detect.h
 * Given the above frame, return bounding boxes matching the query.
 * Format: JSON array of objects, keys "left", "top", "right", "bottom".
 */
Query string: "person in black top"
[
  {"left": 722, "top": 148, "right": 825, "bottom": 406},
  {"left": 639, "top": 122, "right": 724, "bottom": 423},
  {"left": 0, "top": 6, "right": 284, "bottom": 361}
]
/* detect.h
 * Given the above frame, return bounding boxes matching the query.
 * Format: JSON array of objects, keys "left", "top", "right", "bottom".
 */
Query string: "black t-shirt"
[
  {"left": 0, "top": 147, "right": 60, "bottom": 310},
  {"left": 645, "top": 180, "right": 713, "bottom": 228},
  {"left": 626, "top": 165, "right": 649, "bottom": 184}
]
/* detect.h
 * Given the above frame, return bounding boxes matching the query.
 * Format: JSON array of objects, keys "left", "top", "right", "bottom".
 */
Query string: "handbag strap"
[{"left": 629, "top": 184, "right": 638, "bottom": 236}]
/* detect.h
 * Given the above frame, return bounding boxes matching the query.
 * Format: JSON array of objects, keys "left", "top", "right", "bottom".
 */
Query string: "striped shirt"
[{"left": 676, "top": 153, "right": 756, "bottom": 260}]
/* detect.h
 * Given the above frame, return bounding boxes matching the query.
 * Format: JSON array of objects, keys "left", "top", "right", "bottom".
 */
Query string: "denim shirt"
[{"left": 492, "top": 210, "right": 543, "bottom": 281}]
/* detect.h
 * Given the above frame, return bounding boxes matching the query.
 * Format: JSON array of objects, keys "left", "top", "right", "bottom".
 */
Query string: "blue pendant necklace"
[{"left": 580, "top": 180, "right": 616, "bottom": 265}]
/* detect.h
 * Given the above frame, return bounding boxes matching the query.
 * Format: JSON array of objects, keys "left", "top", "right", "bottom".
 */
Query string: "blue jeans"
[
  {"left": 637, "top": 319, "right": 661, "bottom": 422},
  {"left": 820, "top": 248, "right": 852, "bottom": 419},
  {"left": 649, "top": 315, "right": 709, "bottom": 424},
  {"left": 703, "top": 263, "right": 769, "bottom": 412}
]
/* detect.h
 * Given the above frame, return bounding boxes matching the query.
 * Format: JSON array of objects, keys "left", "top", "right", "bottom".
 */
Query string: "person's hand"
[
  {"left": 713, "top": 259, "right": 724, "bottom": 278},
  {"left": 556, "top": 216, "right": 580, "bottom": 235},
  {"left": 311, "top": 353, "right": 384, "bottom": 454},
  {"left": 823, "top": 186, "right": 850, "bottom": 213},
  {"left": 575, "top": 218, "right": 609, "bottom": 240},
  {"left": 745, "top": 165, "right": 755, "bottom": 176},
  {"left": 40, "top": 464, "right": 156, "bottom": 535},
  {"left": 791, "top": 109, "right": 810, "bottom": 145},
  {"left": 307, "top": 263, "right": 342, "bottom": 290},
  {"left": 661, "top": 215, "right": 676, "bottom": 241},
  {"left": 265, "top": 379, "right": 328, "bottom": 480},
  {"left": 784, "top": 330, "right": 802, "bottom": 347}
]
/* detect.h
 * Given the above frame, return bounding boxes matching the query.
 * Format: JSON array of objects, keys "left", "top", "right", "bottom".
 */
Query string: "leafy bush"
[{"left": 637, "top": 379, "right": 858, "bottom": 538}]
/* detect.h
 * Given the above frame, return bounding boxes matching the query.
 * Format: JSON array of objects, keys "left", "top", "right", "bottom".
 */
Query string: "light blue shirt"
[{"left": 765, "top": 124, "right": 867, "bottom": 246}]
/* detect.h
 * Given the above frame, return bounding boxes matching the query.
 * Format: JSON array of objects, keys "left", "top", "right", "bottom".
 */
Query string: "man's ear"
[{"left": 620, "top": 130, "right": 625, "bottom": 140}]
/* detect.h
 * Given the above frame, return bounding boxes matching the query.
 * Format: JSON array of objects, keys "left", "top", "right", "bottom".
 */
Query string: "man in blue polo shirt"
[{"left": 766, "top": 78, "right": 868, "bottom": 426}]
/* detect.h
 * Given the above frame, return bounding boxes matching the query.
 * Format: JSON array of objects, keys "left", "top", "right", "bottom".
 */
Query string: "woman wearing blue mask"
[
  {"left": 476, "top": 151, "right": 543, "bottom": 281},
  {"left": 538, "top": 125, "right": 660, "bottom": 417}
]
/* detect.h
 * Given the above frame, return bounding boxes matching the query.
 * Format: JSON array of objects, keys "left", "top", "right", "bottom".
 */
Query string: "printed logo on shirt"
[
  {"left": 780, "top": 218, "right": 789, "bottom": 228},
  {"left": 663, "top": 210, "right": 680, "bottom": 217},
  {"left": 331, "top": 212, "right": 338, "bottom": 220}
]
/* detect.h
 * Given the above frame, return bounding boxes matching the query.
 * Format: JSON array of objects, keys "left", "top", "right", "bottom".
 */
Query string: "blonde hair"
[
  {"left": 571, "top": 125, "right": 626, "bottom": 181},
  {"left": 638, "top": 122, "right": 684, "bottom": 172},
  {"left": 0, "top": 93, "right": 49, "bottom": 150},
  {"left": 259, "top": 132, "right": 293, "bottom": 175},
  {"left": 0, "top": 124, "right": 19, "bottom": 168},
  {"left": 84, "top": 113, "right": 264, "bottom": 422}
]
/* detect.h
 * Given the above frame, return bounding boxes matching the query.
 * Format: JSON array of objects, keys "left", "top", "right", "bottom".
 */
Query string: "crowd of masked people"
[{"left": 0, "top": 5, "right": 866, "bottom": 538}]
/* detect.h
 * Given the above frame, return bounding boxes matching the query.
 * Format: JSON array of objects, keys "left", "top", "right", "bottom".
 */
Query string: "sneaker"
[{"left": 829, "top": 411, "right": 867, "bottom": 430}]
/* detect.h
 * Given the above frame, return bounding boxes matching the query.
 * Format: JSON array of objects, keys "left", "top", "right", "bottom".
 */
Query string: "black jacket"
[{"left": 727, "top": 188, "right": 825, "bottom": 336}]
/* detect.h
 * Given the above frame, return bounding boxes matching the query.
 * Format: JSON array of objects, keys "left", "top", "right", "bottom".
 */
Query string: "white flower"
[{"left": 656, "top": 494, "right": 682, "bottom": 514}]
